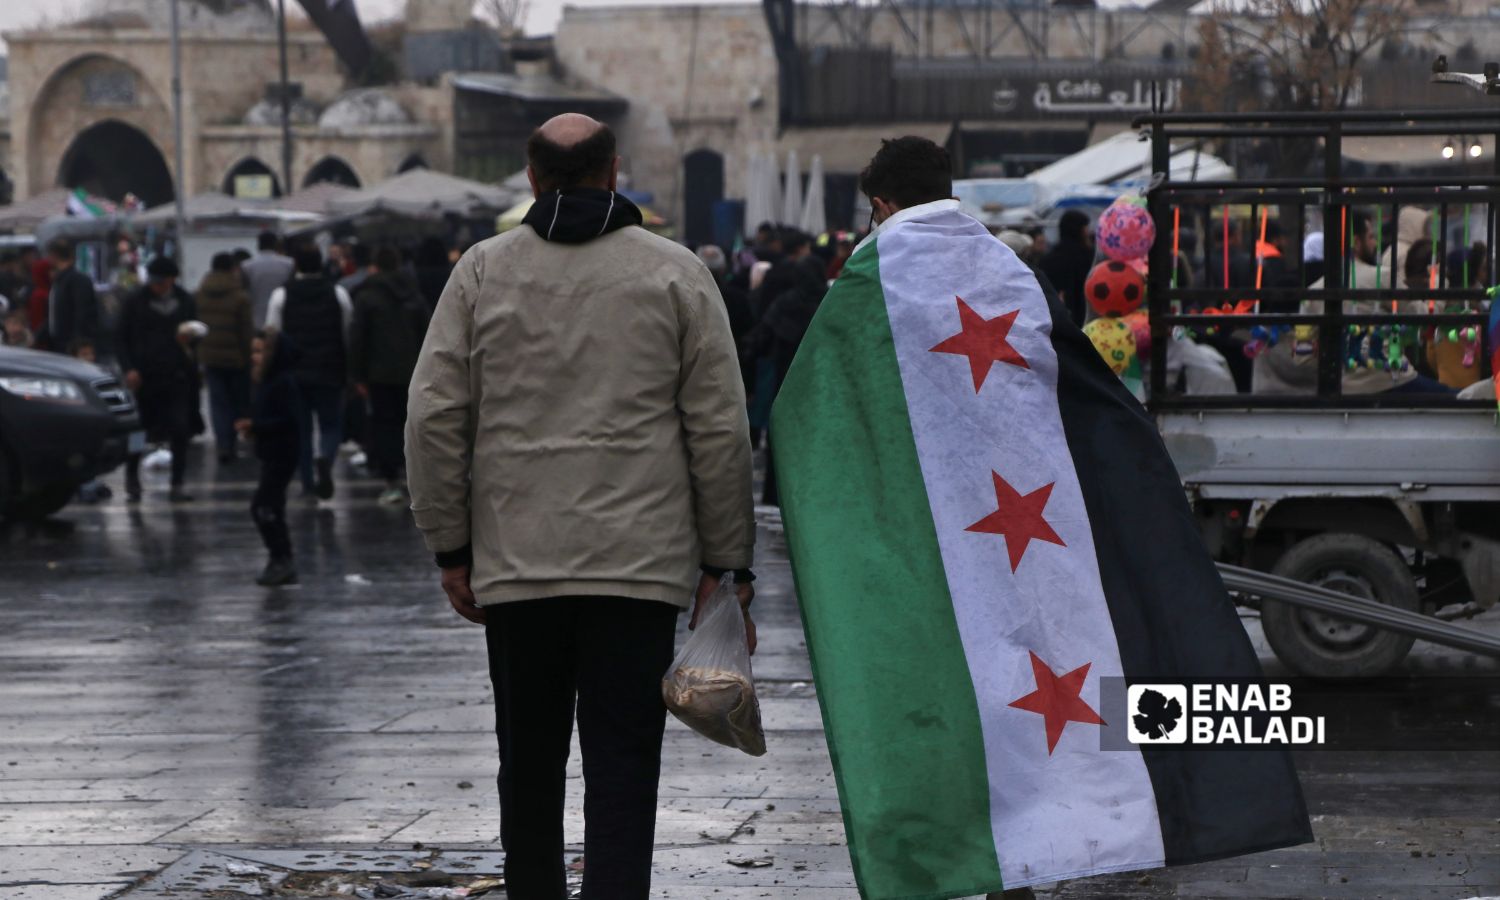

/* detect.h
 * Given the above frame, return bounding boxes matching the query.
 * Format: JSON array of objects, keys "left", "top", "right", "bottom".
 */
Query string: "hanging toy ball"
[
  {"left": 1084, "top": 260, "right": 1146, "bottom": 317},
  {"left": 1096, "top": 198, "right": 1157, "bottom": 262},
  {"left": 1083, "top": 317, "right": 1137, "bottom": 376},
  {"left": 1449, "top": 329, "right": 1460, "bottom": 343}
]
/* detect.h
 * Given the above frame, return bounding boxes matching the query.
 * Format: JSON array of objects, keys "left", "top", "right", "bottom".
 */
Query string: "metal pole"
[
  {"left": 169, "top": 0, "right": 187, "bottom": 247},
  {"left": 278, "top": 0, "right": 293, "bottom": 197}
]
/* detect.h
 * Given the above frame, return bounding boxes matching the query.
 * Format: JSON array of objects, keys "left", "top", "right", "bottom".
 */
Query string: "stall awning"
[{"left": 453, "top": 72, "right": 627, "bottom": 114}]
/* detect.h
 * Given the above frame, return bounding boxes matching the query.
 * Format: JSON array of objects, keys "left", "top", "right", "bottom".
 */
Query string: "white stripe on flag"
[{"left": 876, "top": 207, "right": 1165, "bottom": 887}]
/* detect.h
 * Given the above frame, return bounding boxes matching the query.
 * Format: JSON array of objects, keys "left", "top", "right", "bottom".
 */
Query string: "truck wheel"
[{"left": 1263, "top": 533, "right": 1419, "bottom": 678}]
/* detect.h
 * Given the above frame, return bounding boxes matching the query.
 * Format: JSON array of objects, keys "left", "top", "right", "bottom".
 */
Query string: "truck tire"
[{"left": 1263, "top": 533, "right": 1419, "bottom": 678}]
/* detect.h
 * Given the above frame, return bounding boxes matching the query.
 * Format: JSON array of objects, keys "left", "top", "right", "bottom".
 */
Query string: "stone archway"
[
  {"left": 304, "top": 156, "right": 361, "bottom": 188},
  {"left": 682, "top": 148, "right": 725, "bottom": 248},
  {"left": 28, "top": 53, "right": 176, "bottom": 204},
  {"left": 58, "top": 120, "right": 175, "bottom": 206},
  {"left": 397, "top": 153, "right": 429, "bottom": 174},
  {"left": 223, "top": 157, "right": 282, "bottom": 198}
]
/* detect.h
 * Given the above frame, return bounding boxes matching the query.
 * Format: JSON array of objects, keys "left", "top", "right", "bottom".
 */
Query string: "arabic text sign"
[{"left": 993, "top": 78, "right": 1183, "bottom": 116}]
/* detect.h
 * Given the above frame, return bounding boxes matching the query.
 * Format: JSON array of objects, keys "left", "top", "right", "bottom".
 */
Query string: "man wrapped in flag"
[{"left": 771, "top": 137, "right": 1312, "bottom": 900}]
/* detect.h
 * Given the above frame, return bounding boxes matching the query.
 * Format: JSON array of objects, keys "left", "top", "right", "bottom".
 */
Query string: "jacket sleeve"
[
  {"left": 74, "top": 276, "right": 99, "bottom": 344},
  {"left": 115, "top": 297, "right": 136, "bottom": 373},
  {"left": 675, "top": 262, "right": 756, "bottom": 570},
  {"left": 405, "top": 256, "right": 476, "bottom": 556}
]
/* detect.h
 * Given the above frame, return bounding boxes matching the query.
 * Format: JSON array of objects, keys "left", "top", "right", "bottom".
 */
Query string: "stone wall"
[
  {"left": 3, "top": 28, "right": 344, "bottom": 202},
  {"left": 199, "top": 123, "right": 444, "bottom": 193},
  {"left": 555, "top": 5, "right": 780, "bottom": 230}
]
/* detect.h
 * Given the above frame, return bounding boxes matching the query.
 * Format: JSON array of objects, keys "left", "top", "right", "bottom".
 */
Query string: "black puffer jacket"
[
  {"left": 116, "top": 285, "right": 198, "bottom": 387},
  {"left": 252, "top": 334, "right": 304, "bottom": 463},
  {"left": 349, "top": 272, "right": 430, "bottom": 387}
]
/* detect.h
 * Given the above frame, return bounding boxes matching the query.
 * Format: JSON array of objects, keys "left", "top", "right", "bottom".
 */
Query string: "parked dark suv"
[{"left": 0, "top": 345, "right": 141, "bottom": 521}]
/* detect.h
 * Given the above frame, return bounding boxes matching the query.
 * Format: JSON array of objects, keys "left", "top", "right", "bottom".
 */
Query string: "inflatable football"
[{"left": 1085, "top": 260, "right": 1146, "bottom": 317}]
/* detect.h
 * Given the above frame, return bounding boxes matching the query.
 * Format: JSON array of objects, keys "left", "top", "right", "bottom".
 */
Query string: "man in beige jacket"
[{"left": 405, "top": 113, "right": 755, "bottom": 899}]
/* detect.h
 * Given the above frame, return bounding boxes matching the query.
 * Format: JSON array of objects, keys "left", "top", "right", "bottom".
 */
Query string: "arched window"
[
  {"left": 397, "top": 153, "right": 429, "bottom": 174},
  {"left": 222, "top": 157, "right": 282, "bottom": 199},
  {"left": 303, "top": 156, "right": 362, "bottom": 189},
  {"left": 58, "top": 120, "right": 174, "bottom": 206}
]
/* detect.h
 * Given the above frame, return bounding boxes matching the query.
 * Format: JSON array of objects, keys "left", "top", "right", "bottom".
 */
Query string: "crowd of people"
[{"left": 0, "top": 231, "right": 436, "bottom": 586}]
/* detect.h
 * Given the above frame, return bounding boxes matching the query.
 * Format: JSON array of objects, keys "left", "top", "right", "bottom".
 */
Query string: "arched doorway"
[
  {"left": 223, "top": 157, "right": 282, "bottom": 199},
  {"left": 397, "top": 153, "right": 428, "bottom": 173},
  {"left": 303, "top": 156, "right": 361, "bottom": 189},
  {"left": 57, "top": 120, "right": 174, "bottom": 206},
  {"left": 682, "top": 149, "right": 725, "bottom": 248}
]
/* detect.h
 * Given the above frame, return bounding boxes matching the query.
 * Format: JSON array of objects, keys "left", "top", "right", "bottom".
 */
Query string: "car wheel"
[
  {"left": 10, "top": 483, "right": 77, "bottom": 523},
  {"left": 1262, "top": 533, "right": 1419, "bottom": 678}
]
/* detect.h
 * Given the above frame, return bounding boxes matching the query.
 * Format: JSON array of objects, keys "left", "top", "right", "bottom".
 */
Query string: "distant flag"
[
  {"left": 67, "top": 189, "right": 105, "bottom": 219},
  {"left": 296, "top": 0, "right": 373, "bottom": 77}
]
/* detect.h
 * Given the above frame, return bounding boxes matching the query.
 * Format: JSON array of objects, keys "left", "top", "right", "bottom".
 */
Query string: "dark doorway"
[
  {"left": 303, "top": 157, "right": 361, "bottom": 188},
  {"left": 222, "top": 157, "right": 282, "bottom": 198},
  {"left": 398, "top": 154, "right": 429, "bottom": 173},
  {"left": 57, "top": 120, "right": 174, "bottom": 206},
  {"left": 682, "top": 149, "right": 725, "bottom": 248}
]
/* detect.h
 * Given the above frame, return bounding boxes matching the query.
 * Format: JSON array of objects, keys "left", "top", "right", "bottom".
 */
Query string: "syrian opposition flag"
[
  {"left": 67, "top": 188, "right": 105, "bottom": 219},
  {"left": 771, "top": 200, "right": 1311, "bottom": 899}
]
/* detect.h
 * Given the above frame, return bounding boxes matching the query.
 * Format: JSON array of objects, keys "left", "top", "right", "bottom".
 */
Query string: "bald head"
[{"left": 527, "top": 114, "right": 619, "bottom": 194}]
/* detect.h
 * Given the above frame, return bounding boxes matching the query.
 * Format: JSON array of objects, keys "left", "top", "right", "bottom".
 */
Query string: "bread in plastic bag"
[{"left": 662, "top": 576, "right": 766, "bottom": 757}]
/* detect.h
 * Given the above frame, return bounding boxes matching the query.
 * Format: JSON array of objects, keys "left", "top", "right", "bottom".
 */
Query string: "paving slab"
[{"left": 1, "top": 449, "right": 1498, "bottom": 899}]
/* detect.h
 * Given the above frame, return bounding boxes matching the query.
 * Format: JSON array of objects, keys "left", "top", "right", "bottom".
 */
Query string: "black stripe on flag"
[{"left": 1041, "top": 281, "right": 1315, "bottom": 864}]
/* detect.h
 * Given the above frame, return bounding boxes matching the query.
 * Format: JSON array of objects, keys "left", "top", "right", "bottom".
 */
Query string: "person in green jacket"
[
  {"left": 196, "top": 252, "right": 255, "bottom": 464},
  {"left": 349, "top": 246, "right": 429, "bottom": 505}
]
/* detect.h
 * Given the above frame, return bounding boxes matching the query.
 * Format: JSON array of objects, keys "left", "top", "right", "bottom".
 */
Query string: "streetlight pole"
[
  {"left": 278, "top": 0, "right": 293, "bottom": 197},
  {"left": 169, "top": 0, "right": 187, "bottom": 247}
]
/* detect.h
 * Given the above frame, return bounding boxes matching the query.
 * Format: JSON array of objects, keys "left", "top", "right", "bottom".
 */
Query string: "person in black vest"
[
  {"left": 118, "top": 257, "right": 200, "bottom": 503},
  {"left": 265, "top": 245, "right": 353, "bottom": 500}
]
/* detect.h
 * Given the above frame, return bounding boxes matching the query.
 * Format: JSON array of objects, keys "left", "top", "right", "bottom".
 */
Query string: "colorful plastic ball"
[
  {"left": 1122, "top": 309, "right": 1151, "bottom": 356},
  {"left": 1096, "top": 200, "right": 1157, "bottom": 262},
  {"left": 1083, "top": 317, "right": 1137, "bottom": 376},
  {"left": 1084, "top": 260, "right": 1146, "bottom": 318}
]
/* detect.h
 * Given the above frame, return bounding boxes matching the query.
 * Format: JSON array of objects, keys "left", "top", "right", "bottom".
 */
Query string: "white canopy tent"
[
  {"left": 1026, "top": 130, "right": 1235, "bottom": 189},
  {"left": 800, "top": 154, "right": 827, "bottom": 236},
  {"left": 782, "top": 150, "right": 804, "bottom": 228}
]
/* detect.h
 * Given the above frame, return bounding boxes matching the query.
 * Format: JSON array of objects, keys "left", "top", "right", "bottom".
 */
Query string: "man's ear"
[{"left": 527, "top": 166, "right": 541, "bottom": 200}]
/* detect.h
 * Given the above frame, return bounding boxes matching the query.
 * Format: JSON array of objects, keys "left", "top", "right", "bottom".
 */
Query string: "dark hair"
[
  {"left": 527, "top": 123, "right": 617, "bottom": 192},
  {"left": 781, "top": 229, "right": 811, "bottom": 255},
  {"left": 858, "top": 136, "right": 953, "bottom": 210},
  {"left": 232, "top": 248, "right": 252, "bottom": 263},
  {"left": 350, "top": 243, "right": 373, "bottom": 268},
  {"left": 1404, "top": 238, "right": 1433, "bottom": 283},
  {"left": 1058, "top": 210, "right": 1090, "bottom": 244},
  {"left": 1352, "top": 211, "right": 1373, "bottom": 240},
  {"left": 294, "top": 246, "right": 323, "bottom": 275},
  {"left": 46, "top": 238, "right": 75, "bottom": 261},
  {"left": 1264, "top": 220, "right": 1285, "bottom": 243},
  {"left": 211, "top": 252, "right": 237, "bottom": 273},
  {"left": 257, "top": 230, "right": 280, "bottom": 252},
  {"left": 373, "top": 245, "right": 401, "bottom": 274}
]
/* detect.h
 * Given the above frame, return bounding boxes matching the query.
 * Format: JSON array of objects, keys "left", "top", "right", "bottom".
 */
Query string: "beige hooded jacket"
[{"left": 405, "top": 217, "right": 754, "bottom": 609}]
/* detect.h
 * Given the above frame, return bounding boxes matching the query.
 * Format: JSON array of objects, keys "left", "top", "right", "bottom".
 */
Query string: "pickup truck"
[{"left": 0, "top": 345, "right": 142, "bottom": 521}]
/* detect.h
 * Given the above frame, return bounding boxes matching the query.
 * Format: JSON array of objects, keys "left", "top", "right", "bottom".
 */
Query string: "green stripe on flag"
[{"left": 772, "top": 242, "right": 1004, "bottom": 900}]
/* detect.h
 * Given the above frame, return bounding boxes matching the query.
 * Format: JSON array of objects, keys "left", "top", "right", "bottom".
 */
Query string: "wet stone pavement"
[{"left": 1, "top": 446, "right": 1497, "bottom": 900}]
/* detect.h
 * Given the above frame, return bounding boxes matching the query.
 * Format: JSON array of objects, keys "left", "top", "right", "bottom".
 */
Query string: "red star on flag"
[
  {"left": 1008, "top": 651, "right": 1105, "bottom": 755},
  {"left": 929, "top": 296, "right": 1029, "bottom": 392},
  {"left": 964, "top": 472, "right": 1066, "bottom": 572}
]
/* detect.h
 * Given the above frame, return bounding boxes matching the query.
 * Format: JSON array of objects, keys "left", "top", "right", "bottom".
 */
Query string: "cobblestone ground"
[{"left": 1, "top": 447, "right": 1496, "bottom": 899}]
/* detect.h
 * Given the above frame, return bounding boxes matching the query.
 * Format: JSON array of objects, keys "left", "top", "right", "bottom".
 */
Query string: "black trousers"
[
  {"left": 367, "top": 383, "right": 408, "bottom": 482},
  {"left": 484, "top": 596, "right": 679, "bottom": 900},
  {"left": 250, "top": 453, "right": 298, "bottom": 560}
]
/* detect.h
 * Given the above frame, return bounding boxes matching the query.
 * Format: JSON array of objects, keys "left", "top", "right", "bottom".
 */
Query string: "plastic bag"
[{"left": 662, "top": 576, "right": 766, "bottom": 756}]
